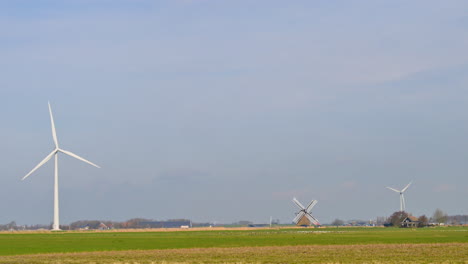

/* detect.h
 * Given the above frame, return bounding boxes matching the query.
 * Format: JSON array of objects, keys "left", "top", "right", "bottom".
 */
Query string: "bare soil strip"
[{"left": 0, "top": 243, "right": 466, "bottom": 264}]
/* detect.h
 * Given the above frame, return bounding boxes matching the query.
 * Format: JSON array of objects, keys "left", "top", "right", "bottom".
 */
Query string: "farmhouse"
[
  {"left": 401, "top": 215, "right": 419, "bottom": 228},
  {"left": 98, "top": 222, "right": 110, "bottom": 230}
]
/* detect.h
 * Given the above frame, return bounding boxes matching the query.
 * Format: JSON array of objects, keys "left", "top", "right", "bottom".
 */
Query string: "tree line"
[{"left": 330, "top": 208, "right": 463, "bottom": 228}]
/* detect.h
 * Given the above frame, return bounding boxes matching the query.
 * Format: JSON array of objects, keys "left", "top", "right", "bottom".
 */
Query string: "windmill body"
[
  {"left": 22, "top": 103, "right": 100, "bottom": 230},
  {"left": 292, "top": 197, "right": 320, "bottom": 226},
  {"left": 386, "top": 182, "right": 412, "bottom": 212}
]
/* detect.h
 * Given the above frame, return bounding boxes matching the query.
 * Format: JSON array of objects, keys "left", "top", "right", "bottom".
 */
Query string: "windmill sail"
[{"left": 292, "top": 198, "right": 319, "bottom": 226}]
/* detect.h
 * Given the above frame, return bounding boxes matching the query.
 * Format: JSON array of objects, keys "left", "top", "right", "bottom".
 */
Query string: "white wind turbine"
[
  {"left": 386, "top": 182, "right": 412, "bottom": 212},
  {"left": 22, "top": 102, "right": 100, "bottom": 231}
]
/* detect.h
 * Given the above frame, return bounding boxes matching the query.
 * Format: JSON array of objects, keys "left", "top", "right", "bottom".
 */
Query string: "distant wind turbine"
[
  {"left": 386, "top": 182, "right": 412, "bottom": 212},
  {"left": 22, "top": 102, "right": 100, "bottom": 231}
]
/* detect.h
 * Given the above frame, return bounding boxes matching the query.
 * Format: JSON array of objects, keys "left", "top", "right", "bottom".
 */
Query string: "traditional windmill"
[{"left": 292, "top": 197, "right": 320, "bottom": 226}]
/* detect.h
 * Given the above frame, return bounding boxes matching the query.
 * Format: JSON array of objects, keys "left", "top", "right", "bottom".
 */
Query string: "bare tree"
[
  {"left": 387, "top": 211, "right": 408, "bottom": 227},
  {"left": 418, "top": 215, "right": 428, "bottom": 227},
  {"left": 432, "top": 209, "right": 447, "bottom": 224},
  {"left": 331, "top": 219, "right": 344, "bottom": 227}
]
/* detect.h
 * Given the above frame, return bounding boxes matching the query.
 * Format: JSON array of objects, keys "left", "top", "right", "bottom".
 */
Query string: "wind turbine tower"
[
  {"left": 22, "top": 102, "right": 100, "bottom": 230},
  {"left": 386, "top": 182, "right": 412, "bottom": 212}
]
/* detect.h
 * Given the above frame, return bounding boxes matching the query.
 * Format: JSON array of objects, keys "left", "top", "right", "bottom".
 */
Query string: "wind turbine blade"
[
  {"left": 292, "top": 197, "right": 306, "bottom": 210},
  {"left": 306, "top": 200, "right": 317, "bottom": 213},
  {"left": 48, "top": 102, "right": 59, "bottom": 148},
  {"left": 293, "top": 211, "right": 305, "bottom": 224},
  {"left": 22, "top": 150, "right": 56, "bottom": 180},
  {"left": 306, "top": 213, "right": 320, "bottom": 225},
  {"left": 59, "top": 149, "right": 100, "bottom": 168},
  {"left": 401, "top": 182, "right": 412, "bottom": 192},
  {"left": 386, "top": 187, "right": 400, "bottom": 193}
]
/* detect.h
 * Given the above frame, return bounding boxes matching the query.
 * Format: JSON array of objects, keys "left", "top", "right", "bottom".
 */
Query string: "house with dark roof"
[{"left": 401, "top": 215, "right": 419, "bottom": 228}]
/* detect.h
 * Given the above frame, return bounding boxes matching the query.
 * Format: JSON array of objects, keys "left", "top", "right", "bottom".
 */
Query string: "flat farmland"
[{"left": 0, "top": 227, "right": 466, "bottom": 263}]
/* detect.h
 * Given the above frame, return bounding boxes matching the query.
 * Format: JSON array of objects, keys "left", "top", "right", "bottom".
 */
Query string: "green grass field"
[{"left": 0, "top": 226, "right": 466, "bottom": 263}]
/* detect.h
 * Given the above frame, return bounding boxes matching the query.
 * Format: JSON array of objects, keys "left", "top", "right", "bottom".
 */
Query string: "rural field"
[{"left": 0, "top": 226, "right": 466, "bottom": 264}]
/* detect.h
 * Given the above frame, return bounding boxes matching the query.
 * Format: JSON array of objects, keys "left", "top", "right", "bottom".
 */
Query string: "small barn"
[
  {"left": 98, "top": 222, "right": 110, "bottom": 230},
  {"left": 401, "top": 216, "right": 419, "bottom": 228}
]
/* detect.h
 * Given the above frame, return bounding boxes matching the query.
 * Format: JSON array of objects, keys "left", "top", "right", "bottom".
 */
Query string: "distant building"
[
  {"left": 401, "top": 216, "right": 419, "bottom": 228},
  {"left": 139, "top": 220, "right": 191, "bottom": 228},
  {"left": 248, "top": 224, "right": 269, "bottom": 227},
  {"left": 98, "top": 222, "right": 109, "bottom": 230}
]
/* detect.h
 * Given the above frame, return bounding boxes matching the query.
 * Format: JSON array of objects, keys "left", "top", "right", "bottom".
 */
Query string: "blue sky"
[{"left": 1, "top": 0, "right": 467, "bottom": 225}]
